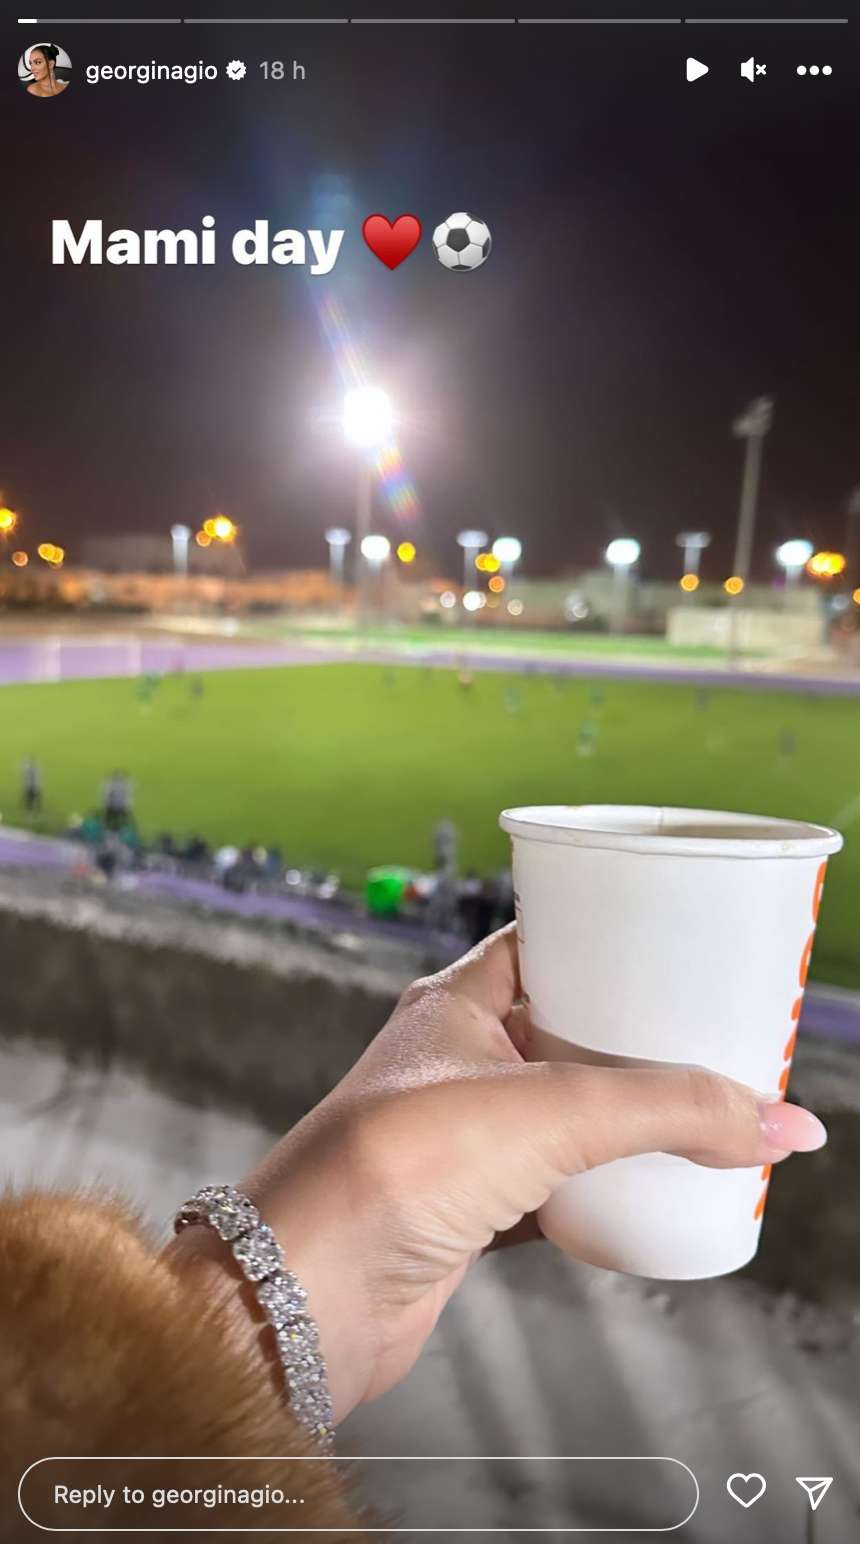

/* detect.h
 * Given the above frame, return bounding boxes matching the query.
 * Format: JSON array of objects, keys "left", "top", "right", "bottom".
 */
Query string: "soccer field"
[{"left": 1, "top": 663, "right": 858, "bottom": 986}]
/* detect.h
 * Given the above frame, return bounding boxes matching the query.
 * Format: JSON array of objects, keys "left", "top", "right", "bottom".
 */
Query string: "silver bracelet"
[{"left": 174, "top": 1184, "right": 334, "bottom": 1446}]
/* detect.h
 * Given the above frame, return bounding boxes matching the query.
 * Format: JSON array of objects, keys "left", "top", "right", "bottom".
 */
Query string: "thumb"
[
  {"left": 493, "top": 1062, "right": 827, "bottom": 1179},
  {"left": 403, "top": 1061, "right": 829, "bottom": 1235}
]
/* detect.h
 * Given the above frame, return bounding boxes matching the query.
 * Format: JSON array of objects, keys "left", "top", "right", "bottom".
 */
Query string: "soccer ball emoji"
[{"left": 432, "top": 212, "right": 492, "bottom": 273}]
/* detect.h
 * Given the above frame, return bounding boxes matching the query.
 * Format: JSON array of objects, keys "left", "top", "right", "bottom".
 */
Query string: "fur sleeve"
[{"left": 0, "top": 1189, "right": 372, "bottom": 1539}]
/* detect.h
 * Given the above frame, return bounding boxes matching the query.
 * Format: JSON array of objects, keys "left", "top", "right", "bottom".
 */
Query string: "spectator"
[
  {"left": 21, "top": 757, "right": 42, "bottom": 814},
  {"left": 102, "top": 770, "right": 134, "bottom": 832}
]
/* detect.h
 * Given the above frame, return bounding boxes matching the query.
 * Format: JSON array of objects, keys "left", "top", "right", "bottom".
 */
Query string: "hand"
[{"left": 165, "top": 926, "right": 826, "bottom": 1424}]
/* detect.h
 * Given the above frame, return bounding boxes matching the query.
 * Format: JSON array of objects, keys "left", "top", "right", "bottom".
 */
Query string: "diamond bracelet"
[{"left": 174, "top": 1184, "right": 334, "bottom": 1446}]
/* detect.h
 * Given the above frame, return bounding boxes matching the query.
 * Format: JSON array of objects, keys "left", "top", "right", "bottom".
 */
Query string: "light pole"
[
  {"left": 775, "top": 539, "right": 813, "bottom": 608},
  {"left": 170, "top": 523, "right": 191, "bottom": 577},
  {"left": 325, "top": 527, "right": 351, "bottom": 597},
  {"left": 343, "top": 386, "right": 393, "bottom": 624},
  {"left": 492, "top": 535, "right": 522, "bottom": 581},
  {"left": 845, "top": 487, "right": 860, "bottom": 589},
  {"left": 676, "top": 530, "right": 711, "bottom": 590},
  {"left": 605, "top": 537, "right": 640, "bottom": 634},
  {"left": 728, "top": 395, "right": 774, "bottom": 664},
  {"left": 360, "top": 533, "right": 391, "bottom": 618},
  {"left": 457, "top": 529, "right": 489, "bottom": 590}
]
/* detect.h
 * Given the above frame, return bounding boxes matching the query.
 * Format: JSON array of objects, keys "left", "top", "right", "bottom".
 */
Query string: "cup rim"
[{"left": 499, "top": 804, "right": 843, "bottom": 859}]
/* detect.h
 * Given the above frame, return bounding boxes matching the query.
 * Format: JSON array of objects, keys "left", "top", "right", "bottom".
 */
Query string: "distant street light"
[
  {"left": 605, "top": 537, "right": 640, "bottom": 634},
  {"left": 457, "top": 528, "right": 489, "bottom": 588},
  {"left": 0, "top": 507, "right": 17, "bottom": 535},
  {"left": 325, "top": 527, "right": 351, "bottom": 591},
  {"left": 360, "top": 533, "right": 391, "bottom": 566},
  {"left": 396, "top": 541, "right": 416, "bottom": 564},
  {"left": 170, "top": 523, "right": 192, "bottom": 578},
  {"left": 492, "top": 535, "right": 522, "bottom": 580},
  {"left": 463, "top": 590, "right": 486, "bottom": 613},
  {"left": 343, "top": 386, "right": 393, "bottom": 623},
  {"left": 11, "top": 550, "right": 28, "bottom": 567},
  {"left": 806, "top": 550, "right": 846, "bottom": 580},
  {"left": 728, "top": 395, "right": 774, "bottom": 664},
  {"left": 775, "top": 538, "right": 813, "bottom": 606},
  {"left": 676, "top": 530, "right": 711, "bottom": 583}
]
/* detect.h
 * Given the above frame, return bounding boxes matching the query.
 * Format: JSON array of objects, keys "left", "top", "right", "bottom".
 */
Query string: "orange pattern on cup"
[
  {"left": 753, "top": 860, "right": 828, "bottom": 1222},
  {"left": 812, "top": 860, "right": 827, "bottom": 922},
  {"left": 798, "top": 933, "right": 814, "bottom": 990}
]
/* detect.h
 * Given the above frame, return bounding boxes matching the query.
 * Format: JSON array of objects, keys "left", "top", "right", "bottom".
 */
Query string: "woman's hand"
[{"left": 165, "top": 925, "right": 826, "bottom": 1424}]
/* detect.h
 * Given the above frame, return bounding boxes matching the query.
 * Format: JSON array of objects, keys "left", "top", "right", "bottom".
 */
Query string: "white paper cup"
[{"left": 499, "top": 805, "right": 842, "bottom": 1280}]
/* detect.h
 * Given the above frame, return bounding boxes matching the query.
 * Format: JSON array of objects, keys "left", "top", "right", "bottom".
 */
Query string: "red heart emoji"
[{"left": 362, "top": 213, "right": 422, "bottom": 270}]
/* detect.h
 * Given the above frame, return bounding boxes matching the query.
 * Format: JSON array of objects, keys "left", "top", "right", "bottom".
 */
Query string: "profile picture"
[{"left": 18, "top": 41, "right": 72, "bottom": 98}]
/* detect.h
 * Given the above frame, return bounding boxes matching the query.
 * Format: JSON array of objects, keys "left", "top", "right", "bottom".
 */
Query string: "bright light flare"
[
  {"left": 806, "top": 550, "right": 846, "bottom": 579},
  {"left": 679, "top": 573, "right": 700, "bottom": 593},
  {"left": 343, "top": 386, "right": 394, "bottom": 449},
  {"left": 0, "top": 508, "right": 17, "bottom": 533},
  {"left": 211, "top": 515, "right": 237, "bottom": 543},
  {"left": 475, "top": 552, "right": 500, "bottom": 574},
  {"left": 463, "top": 590, "right": 486, "bottom": 612},
  {"left": 776, "top": 539, "right": 814, "bottom": 570},
  {"left": 360, "top": 534, "right": 391, "bottom": 563},
  {"left": 37, "top": 542, "right": 64, "bottom": 566},
  {"left": 325, "top": 527, "right": 351, "bottom": 548},
  {"left": 724, "top": 575, "right": 744, "bottom": 596},
  {"left": 606, "top": 537, "right": 640, "bottom": 568},
  {"left": 11, "top": 550, "right": 28, "bottom": 567},
  {"left": 492, "top": 536, "right": 522, "bottom": 566},
  {"left": 195, "top": 531, "right": 211, "bottom": 547},
  {"left": 488, "top": 574, "right": 505, "bottom": 593},
  {"left": 396, "top": 541, "right": 416, "bottom": 564}
]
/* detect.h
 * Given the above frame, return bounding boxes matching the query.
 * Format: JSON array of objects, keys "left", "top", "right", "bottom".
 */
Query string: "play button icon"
[{"left": 686, "top": 57, "right": 709, "bottom": 82}]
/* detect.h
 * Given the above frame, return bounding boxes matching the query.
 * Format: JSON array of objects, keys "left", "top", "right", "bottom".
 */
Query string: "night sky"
[{"left": 5, "top": 6, "right": 860, "bottom": 582}]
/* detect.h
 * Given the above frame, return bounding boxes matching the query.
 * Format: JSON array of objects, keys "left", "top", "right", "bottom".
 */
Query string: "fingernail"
[{"left": 758, "top": 1100, "right": 828, "bottom": 1153}]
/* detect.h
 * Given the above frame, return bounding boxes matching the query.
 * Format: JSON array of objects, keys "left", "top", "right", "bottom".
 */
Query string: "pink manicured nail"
[{"left": 758, "top": 1100, "right": 827, "bottom": 1153}]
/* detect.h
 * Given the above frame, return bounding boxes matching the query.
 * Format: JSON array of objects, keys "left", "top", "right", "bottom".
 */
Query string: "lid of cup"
[{"left": 499, "top": 805, "right": 843, "bottom": 859}]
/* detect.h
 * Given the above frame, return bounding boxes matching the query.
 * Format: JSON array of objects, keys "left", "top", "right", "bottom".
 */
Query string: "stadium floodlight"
[
  {"left": 325, "top": 526, "right": 351, "bottom": 590},
  {"left": 676, "top": 530, "right": 711, "bottom": 577},
  {"left": 605, "top": 537, "right": 640, "bottom": 634},
  {"left": 492, "top": 535, "right": 522, "bottom": 580},
  {"left": 776, "top": 538, "right": 814, "bottom": 606},
  {"left": 360, "top": 533, "right": 391, "bottom": 565},
  {"left": 605, "top": 537, "right": 640, "bottom": 569},
  {"left": 170, "top": 523, "right": 191, "bottom": 578},
  {"left": 492, "top": 536, "right": 522, "bottom": 565},
  {"left": 342, "top": 386, "right": 394, "bottom": 450},
  {"left": 457, "top": 528, "right": 489, "bottom": 586},
  {"left": 776, "top": 539, "right": 814, "bottom": 572}
]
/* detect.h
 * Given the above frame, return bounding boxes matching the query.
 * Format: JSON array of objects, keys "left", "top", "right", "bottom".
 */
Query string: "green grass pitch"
[{"left": 1, "top": 663, "right": 858, "bottom": 986}]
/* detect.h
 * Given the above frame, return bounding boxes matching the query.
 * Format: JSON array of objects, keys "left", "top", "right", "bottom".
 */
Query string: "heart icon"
[
  {"left": 362, "top": 213, "right": 422, "bottom": 270},
  {"left": 726, "top": 1473, "right": 767, "bottom": 1509}
]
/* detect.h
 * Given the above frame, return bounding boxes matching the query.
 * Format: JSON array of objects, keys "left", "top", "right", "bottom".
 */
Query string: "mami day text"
[{"left": 52, "top": 217, "right": 344, "bottom": 275}]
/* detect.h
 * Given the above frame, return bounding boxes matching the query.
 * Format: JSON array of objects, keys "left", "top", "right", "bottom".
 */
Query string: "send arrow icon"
[
  {"left": 796, "top": 1477, "right": 833, "bottom": 1513},
  {"left": 686, "top": 58, "right": 709, "bottom": 83}
]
